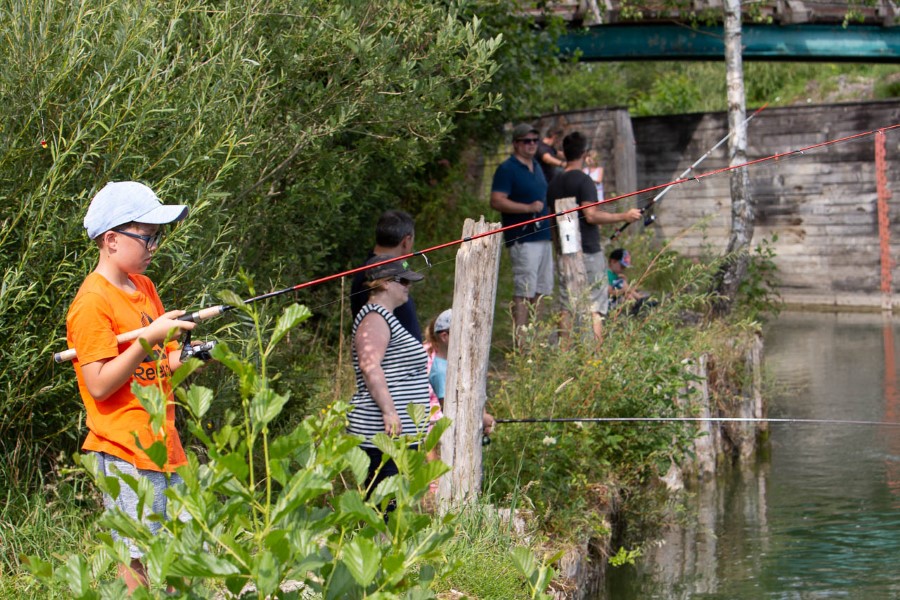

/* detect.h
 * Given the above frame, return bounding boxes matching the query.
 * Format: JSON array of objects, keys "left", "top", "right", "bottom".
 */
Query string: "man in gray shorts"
[
  {"left": 490, "top": 123, "right": 554, "bottom": 342},
  {"left": 546, "top": 131, "right": 641, "bottom": 341}
]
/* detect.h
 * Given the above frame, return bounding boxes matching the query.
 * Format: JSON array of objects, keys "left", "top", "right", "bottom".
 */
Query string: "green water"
[{"left": 603, "top": 311, "right": 900, "bottom": 599}]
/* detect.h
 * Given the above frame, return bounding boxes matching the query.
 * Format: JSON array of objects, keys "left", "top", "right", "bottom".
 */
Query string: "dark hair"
[
  {"left": 609, "top": 248, "right": 626, "bottom": 262},
  {"left": 562, "top": 131, "right": 588, "bottom": 161},
  {"left": 374, "top": 210, "right": 415, "bottom": 247},
  {"left": 545, "top": 127, "right": 564, "bottom": 139}
]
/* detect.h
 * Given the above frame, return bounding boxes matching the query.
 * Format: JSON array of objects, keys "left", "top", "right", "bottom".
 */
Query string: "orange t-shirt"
[{"left": 66, "top": 272, "right": 187, "bottom": 472}]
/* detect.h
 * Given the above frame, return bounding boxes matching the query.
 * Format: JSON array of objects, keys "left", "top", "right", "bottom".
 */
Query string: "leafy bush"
[
  {"left": 482, "top": 248, "right": 733, "bottom": 537},
  {"left": 26, "top": 299, "right": 458, "bottom": 599},
  {"left": 0, "top": 0, "right": 502, "bottom": 493}
]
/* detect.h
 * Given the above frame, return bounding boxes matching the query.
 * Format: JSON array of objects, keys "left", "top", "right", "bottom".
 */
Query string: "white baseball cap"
[
  {"left": 434, "top": 309, "right": 452, "bottom": 333},
  {"left": 83, "top": 181, "right": 188, "bottom": 239}
]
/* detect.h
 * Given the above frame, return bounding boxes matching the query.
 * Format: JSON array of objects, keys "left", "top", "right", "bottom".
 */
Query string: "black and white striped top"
[{"left": 348, "top": 303, "right": 430, "bottom": 448}]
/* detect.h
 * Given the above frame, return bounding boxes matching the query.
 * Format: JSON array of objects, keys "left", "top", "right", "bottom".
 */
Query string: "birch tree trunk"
[{"left": 715, "top": 0, "right": 754, "bottom": 315}]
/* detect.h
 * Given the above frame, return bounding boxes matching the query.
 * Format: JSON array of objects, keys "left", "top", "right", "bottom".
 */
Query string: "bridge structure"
[{"left": 532, "top": 1, "right": 900, "bottom": 61}]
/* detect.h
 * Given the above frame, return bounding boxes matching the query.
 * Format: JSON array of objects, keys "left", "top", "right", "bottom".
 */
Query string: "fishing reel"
[
  {"left": 180, "top": 330, "right": 217, "bottom": 362},
  {"left": 643, "top": 212, "right": 656, "bottom": 227}
]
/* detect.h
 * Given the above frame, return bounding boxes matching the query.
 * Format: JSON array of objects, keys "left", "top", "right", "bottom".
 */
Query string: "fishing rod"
[
  {"left": 52, "top": 122, "right": 900, "bottom": 363},
  {"left": 610, "top": 102, "right": 768, "bottom": 242},
  {"left": 495, "top": 416, "right": 900, "bottom": 427}
]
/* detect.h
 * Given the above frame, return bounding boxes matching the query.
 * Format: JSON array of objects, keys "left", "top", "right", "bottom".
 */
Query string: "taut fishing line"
[
  {"left": 53, "top": 123, "right": 900, "bottom": 363},
  {"left": 495, "top": 416, "right": 900, "bottom": 427}
]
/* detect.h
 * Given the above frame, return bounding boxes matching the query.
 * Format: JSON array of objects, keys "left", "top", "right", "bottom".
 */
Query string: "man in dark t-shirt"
[
  {"left": 350, "top": 210, "right": 422, "bottom": 341},
  {"left": 546, "top": 131, "right": 640, "bottom": 341}
]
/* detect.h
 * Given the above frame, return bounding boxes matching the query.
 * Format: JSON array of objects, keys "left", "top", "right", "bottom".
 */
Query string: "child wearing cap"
[
  {"left": 607, "top": 248, "right": 653, "bottom": 315},
  {"left": 66, "top": 181, "right": 196, "bottom": 592},
  {"left": 425, "top": 309, "right": 495, "bottom": 439}
]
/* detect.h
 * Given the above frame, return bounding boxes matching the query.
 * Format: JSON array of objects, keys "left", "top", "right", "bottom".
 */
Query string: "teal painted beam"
[{"left": 557, "top": 24, "right": 900, "bottom": 62}]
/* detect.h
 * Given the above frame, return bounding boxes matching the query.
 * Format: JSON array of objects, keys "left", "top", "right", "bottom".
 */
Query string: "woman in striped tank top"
[{"left": 349, "top": 255, "right": 430, "bottom": 502}]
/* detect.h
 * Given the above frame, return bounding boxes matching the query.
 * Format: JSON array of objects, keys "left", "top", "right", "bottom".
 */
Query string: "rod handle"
[
  {"left": 53, "top": 305, "right": 226, "bottom": 363},
  {"left": 54, "top": 326, "right": 147, "bottom": 363}
]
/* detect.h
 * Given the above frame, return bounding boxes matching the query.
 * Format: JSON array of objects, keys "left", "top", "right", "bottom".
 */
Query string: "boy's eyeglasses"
[
  {"left": 517, "top": 137, "right": 539, "bottom": 144},
  {"left": 115, "top": 229, "right": 163, "bottom": 249},
  {"left": 392, "top": 277, "right": 412, "bottom": 286}
]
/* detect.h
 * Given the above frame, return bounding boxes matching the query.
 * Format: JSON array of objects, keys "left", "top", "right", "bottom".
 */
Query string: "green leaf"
[
  {"left": 342, "top": 536, "right": 381, "bottom": 587},
  {"left": 338, "top": 490, "right": 381, "bottom": 524},
  {"left": 132, "top": 381, "right": 167, "bottom": 434},
  {"left": 510, "top": 547, "right": 537, "bottom": 579},
  {"left": 134, "top": 439, "right": 168, "bottom": 470},
  {"left": 409, "top": 460, "right": 449, "bottom": 497},
  {"left": 219, "top": 451, "right": 250, "bottom": 482},
  {"left": 168, "top": 552, "right": 241, "bottom": 577},
  {"left": 346, "top": 446, "right": 370, "bottom": 485},
  {"left": 250, "top": 387, "right": 289, "bottom": 433},
  {"left": 218, "top": 290, "right": 244, "bottom": 310},
  {"left": 268, "top": 303, "right": 312, "bottom": 350},
  {"left": 370, "top": 474, "right": 400, "bottom": 507},
  {"left": 271, "top": 470, "right": 332, "bottom": 523},
  {"left": 182, "top": 384, "right": 214, "bottom": 419},
  {"left": 407, "top": 402, "right": 427, "bottom": 428},
  {"left": 170, "top": 357, "right": 202, "bottom": 388},
  {"left": 324, "top": 561, "right": 359, "bottom": 600},
  {"left": 371, "top": 433, "right": 399, "bottom": 460},
  {"left": 20, "top": 555, "right": 52, "bottom": 580},
  {"left": 255, "top": 549, "right": 281, "bottom": 598},
  {"left": 423, "top": 416, "right": 450, "bottom": 453},
  {"left": 57, "top": 554, "right": 94, "bottom": 599}
]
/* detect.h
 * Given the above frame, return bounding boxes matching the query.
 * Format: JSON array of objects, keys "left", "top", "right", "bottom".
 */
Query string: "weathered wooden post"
[
  {"left": 438, "top": 216, "right": 502, "bottom": 506},
  {"left": 554, "top": 197, "right": 590, "bottom": 339}
]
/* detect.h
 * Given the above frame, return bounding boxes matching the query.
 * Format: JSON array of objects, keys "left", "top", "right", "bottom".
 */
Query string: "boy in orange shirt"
[{"left": 66, "top": 181, "right": 196, "bottom": 592}]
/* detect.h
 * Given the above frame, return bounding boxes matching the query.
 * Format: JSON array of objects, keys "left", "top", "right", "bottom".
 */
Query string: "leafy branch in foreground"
[{"left": 25, "top": 298, "right": 454, "bottom": 599}]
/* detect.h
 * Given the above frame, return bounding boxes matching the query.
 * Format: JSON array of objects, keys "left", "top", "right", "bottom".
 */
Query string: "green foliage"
[
  {"left": 0, "top": 0, "right": 503, "bottom": 493},
  {"left": 509, "top": 547, "right": 560, "bottom": 600},
  {"left": 450, "top": 0, "right": 566, "bottom": 146},
  {"left": 535, "top": 61, "right": 900, "bottom": 118},
  {"left": 26, "top": 300, "right": 456, "bottom": 598},
  {"left": 735, "top": 234, "right": 783, "bottom": 322},
  {"left": 608, "top": 545, "right": 642, "bottom": 567},
  {"left": 483, "top": 248, "right": 734, "bottom": 536}
]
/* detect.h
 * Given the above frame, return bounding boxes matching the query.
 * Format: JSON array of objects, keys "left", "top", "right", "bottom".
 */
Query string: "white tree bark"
[{"left": 716, "top": 0, "right": 754, "bottom": 313}]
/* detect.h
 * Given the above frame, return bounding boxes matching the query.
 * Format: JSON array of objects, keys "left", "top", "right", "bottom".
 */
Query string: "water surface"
[{"left": 602, "top": 311, "right": 900, "bottom": 599}]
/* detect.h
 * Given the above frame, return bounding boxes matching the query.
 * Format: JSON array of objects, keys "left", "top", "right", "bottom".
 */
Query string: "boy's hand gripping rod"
[
  {"left": 610, "top": 103, "right": 768, "bottom": 242},
  {"left": 54, "top": 119, "right": 900, "bottom": 364},
  {"left": 52, "top": 255, "right": 421, "bottom": 363}
]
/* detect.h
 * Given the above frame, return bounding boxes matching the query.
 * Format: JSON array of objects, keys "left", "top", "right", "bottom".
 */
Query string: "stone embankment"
[{"left": 549, "top": 333, "right": 766, "bottom": 599}]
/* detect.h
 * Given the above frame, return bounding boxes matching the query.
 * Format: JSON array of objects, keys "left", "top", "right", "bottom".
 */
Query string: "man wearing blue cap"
[{"left": 66, "top": 181, "right": 196, "bottom": 592}]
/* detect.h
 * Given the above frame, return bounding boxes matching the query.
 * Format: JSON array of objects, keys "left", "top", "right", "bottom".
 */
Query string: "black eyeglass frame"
[
  {"left": 114, "top": 228, "right": 163, "bottom": 250},
  {"left": 391, "top": 277, "right": 413, "bottom": 286},
  {"left": 516, "top": 137, "right": 540, "bottom": 144}
]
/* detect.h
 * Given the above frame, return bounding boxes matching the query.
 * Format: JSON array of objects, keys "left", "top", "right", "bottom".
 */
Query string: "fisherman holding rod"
[{"left": 65, "top": 181, "right": 199, "bottom": 592}]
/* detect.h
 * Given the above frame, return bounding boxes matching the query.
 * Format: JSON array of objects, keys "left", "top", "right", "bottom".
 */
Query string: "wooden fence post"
[
  {"left": 554, "top": 197, "right": 591, "bottom": 339},
  {"left": 438, "top": 216, "right": 502, "bottom": 507}
]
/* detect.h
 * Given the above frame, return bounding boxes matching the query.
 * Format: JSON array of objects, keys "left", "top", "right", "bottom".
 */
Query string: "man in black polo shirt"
[{"left": 350, "top": 210, "right": 422, "bottom": 341}]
